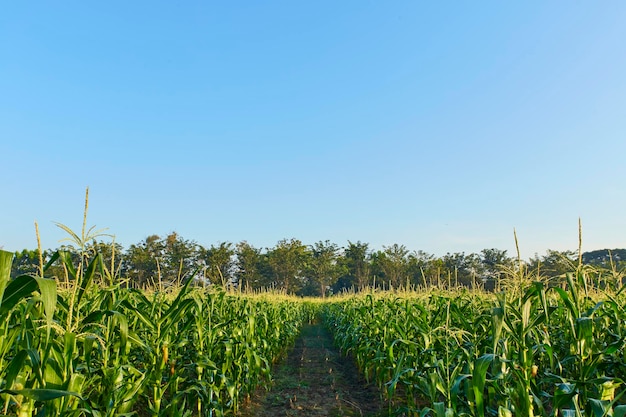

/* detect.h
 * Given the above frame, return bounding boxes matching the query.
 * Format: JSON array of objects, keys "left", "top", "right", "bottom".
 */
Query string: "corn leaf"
[
  {"left": 0, "top": 275, "right": 38, "bottom": 316},
  {"left": 34, "top": 277, "right": 57, "bottom": 334},
  {"left": 9, "top": 388, "right": 81, "bottom": 401},
  {"left": 0, "top": 250, "right": 13, "bottom": 305}
]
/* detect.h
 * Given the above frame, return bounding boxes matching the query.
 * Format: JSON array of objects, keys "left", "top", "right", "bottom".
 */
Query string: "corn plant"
[
  {"left": 1, "top": 189, "right": 310, "bottom": 416},
  {"left": 324, "top": 282, "right": 626, "bottom": 417},
  {"left": 0, "top": 248, "right": 81, "bottom": 416}
]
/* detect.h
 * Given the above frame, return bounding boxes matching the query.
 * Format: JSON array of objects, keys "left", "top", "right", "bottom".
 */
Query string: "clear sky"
[{"left": 2, "top": 2, "right": 625, "bottom": 260}]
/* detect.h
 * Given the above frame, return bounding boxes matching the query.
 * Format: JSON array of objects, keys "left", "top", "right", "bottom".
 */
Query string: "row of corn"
[
  {"left": 324, "top": 274, "right": 626, "bottom": 416},
  {"left": 0, "top": 249, "right": 306, "bottom": 416}
]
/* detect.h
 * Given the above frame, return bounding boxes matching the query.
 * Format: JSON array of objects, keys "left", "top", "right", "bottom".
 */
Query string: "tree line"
[{"left": 9, "top": 232, "right": 626, "bottom": 296}]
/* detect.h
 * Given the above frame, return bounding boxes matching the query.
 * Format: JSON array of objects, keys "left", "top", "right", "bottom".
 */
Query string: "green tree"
[
  {"left": 162, "top": 232, "right": 199, "bottom": 284},
  {"left": 335, "top": 241, "right": 371, "bottom": 292},
  {"left": 376, "top": 244, "right": 410, "bottom": 289},
  {"left": 255, "top": 252, "right": 274, "bottom": 290},
  {"left": 10, "top": 248, "right": 42, "bottom": 278},
  {"left": 440, "top": 252, "right": 481, "bottom": 288},
  {"left": 307, "top": 240, "right": 342, "bottom": 297},
  {"left": 527, "top": 249, "right": 577, "bottom": 286},
  {"left": 267, "top": 238, "right": 309, "bottom": 294},
  {"left": 406, "top": 250, "right": 435, "bottom": 288},
  {"left": 198, "top": 242, "right": 235, "bottom": 287},
  {"left": 234, "top": 241, "right": 265, "bottom": 291},
  {"left": 123, "top": 234, "right": 166, "bottom": 287},
  {"left": 480, "top": 248, "right": 511, "bottom": 291}
]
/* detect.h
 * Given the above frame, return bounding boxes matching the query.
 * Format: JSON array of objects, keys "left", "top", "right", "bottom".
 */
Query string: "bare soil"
[{"left": 238, "top": 322, "right": 392, "bottom": 417}]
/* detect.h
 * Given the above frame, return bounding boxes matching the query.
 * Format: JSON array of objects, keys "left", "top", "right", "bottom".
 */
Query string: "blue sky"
[{"left": 2, "top": 2, "right": 626, "bottom": 259}]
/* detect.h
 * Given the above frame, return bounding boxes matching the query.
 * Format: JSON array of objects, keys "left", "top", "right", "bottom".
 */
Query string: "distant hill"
[{"left": 582, "top": 248, "right": 626, "bottom": 267}]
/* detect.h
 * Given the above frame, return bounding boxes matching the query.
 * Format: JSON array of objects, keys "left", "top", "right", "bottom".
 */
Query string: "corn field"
[
  {"left": 324, "top": 272, "right": 626, "bottom": 416},
  {"left": 0, "top": 248, "right": 307, "bottom": 416},
  {"left": 2, "top": 235, "right": 626, "bottom": 416}
]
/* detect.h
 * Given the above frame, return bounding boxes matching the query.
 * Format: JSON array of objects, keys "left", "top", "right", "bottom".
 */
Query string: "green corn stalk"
[{"left": 0, "top": 250, "right": 79, "bottom": 415}]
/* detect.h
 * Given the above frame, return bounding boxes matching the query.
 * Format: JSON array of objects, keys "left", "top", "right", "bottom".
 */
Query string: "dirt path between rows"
[{"left": 238, "top": 322, "right": 390, "bottom": 417}]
